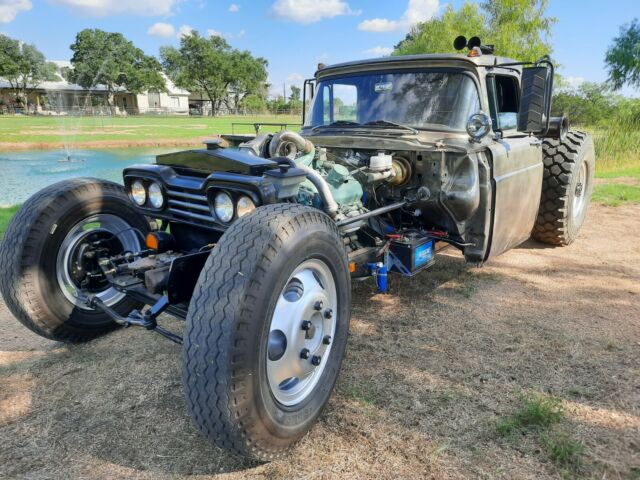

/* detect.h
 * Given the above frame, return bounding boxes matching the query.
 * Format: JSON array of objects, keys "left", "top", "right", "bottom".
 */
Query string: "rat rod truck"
[{"left": 0, "top": 38, "right": 594, "bottom": 460}]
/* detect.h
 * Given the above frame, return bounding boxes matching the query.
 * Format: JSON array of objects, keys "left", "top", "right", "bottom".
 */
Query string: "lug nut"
[
  {"left": 323, "top": 335, "right": 332, "bottom": 345},
  {"left": 300, "top": 348, "right": 310, "bottom": 359},
  {"left": 313, "top": 300, "right": 323, "bottom": 311},
  {"left": 323, "top": 308, "right": 333, "bottom": 319},
  {"left": 311, "top": 355, "right": 322, "bottom": 366},
  {"left": 301, "top": 320, "right": 312, "bottom": 331}
]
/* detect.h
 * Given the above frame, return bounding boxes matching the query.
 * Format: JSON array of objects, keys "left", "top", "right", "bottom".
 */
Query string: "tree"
[
  {"left": 552, "top": 82, "right": 621, "bottom": 126},
  {"left": 605, "top": 19, "right": 640, "bottom": 90},
  {"left": 394, "top": 3, "right": 487, "bottom": 56},
  {"left": 227, "top": 50, "right": 269, "bottom": 113},
  {"left": 289, "top": 85, "right": 301, "bottom": 102},
  {"left": 241, "top": 94, "right": 267, "bottom": 113},
  {"left": 394, "top": 0, "right": 555, "bottom": 63},
  {"left": 69, "top": 29, "right": 165, "bottom": 107},
  {"left": 0, "top": 35, "right": 22, "bottom": 93},
  {"left": 267, "top": 95, "right": 288, "bottom": 114},
  {"left": 161, "top": 32, "right": 268, "bottom": 116},
  {"left": 0, "top": 34, "right": 57, "bottom": 107},
  {"left": 480, "top": 0, "right": 555, "bottom": 62}
]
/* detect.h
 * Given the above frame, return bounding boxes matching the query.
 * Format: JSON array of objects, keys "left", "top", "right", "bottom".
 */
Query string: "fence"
[{"left": 0, "top": 104, "right": 303, "bottom": 117}]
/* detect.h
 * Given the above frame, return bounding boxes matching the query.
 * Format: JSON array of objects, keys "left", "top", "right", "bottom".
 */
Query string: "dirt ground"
[{"left": 0, "top": 204, "right": 638, "bottom": 480}]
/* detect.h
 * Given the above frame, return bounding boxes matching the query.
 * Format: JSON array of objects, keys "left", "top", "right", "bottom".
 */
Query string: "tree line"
[
  {"left": 0, "top": 29, "right": 274, "bottom": 116},
  {"left": 394, "top": 0, "right": 640, "bottom": 126}
]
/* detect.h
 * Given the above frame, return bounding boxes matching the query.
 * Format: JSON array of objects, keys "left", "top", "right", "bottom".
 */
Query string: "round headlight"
[
  {"left": 213, "top": 192, "right": 234, "bottom": 223},
  {"left": 236, "top": 195, "right": 256, "bottom": 218},
  {"left": 131, "top": 180, "right": 146, "bottom": 206},
  {"left": 466, "top": 112, "right": 492, "bottom": 141},
  {"left": 148, "top": 182, "right": 164, "bottom": 209}
]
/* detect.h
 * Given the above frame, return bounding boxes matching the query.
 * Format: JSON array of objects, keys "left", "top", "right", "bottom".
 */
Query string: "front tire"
[
  {"left": 0, "top": 178, "right": 149, "bottom": 342},
  {"left": 533, "top": 130, "right": 595, "bottom": 245},
  {"left": 183, "top": 204, "right": 351, "bottom": 460}
]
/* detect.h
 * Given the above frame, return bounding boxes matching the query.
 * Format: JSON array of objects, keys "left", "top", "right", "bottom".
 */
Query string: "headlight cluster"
[
  {"left": 212, "top": 191, "right": 256, "bottom": 223},
  {"left": 129, "top": 180, "right": 165, "bottom": 209},
  {"left": 128, "top": 178, "right": 257, "bottom": 223}
]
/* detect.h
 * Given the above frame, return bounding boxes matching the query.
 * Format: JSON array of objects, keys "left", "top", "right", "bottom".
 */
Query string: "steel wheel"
[
  {"left": 56, "top": 213, "right": 141, "bottom": 309},
  {"left": 572, "top": 161, "right": 588, "bottom": 221},
  {"left": 266, "top": 258, "right": 338, "bottom": 406}
]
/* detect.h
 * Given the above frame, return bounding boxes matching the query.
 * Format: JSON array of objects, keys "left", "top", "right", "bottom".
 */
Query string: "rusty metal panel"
[{"left": 487, "top": 138, "right": 543, "bottom": 259}]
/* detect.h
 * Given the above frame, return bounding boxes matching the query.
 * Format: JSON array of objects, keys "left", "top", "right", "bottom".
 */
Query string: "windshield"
[{"left": 304, "top": 70, "right": 480, "bottom": 131}]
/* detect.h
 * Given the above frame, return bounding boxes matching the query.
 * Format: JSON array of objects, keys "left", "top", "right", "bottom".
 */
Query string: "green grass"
[
  {"left": 0, "top": 205, "right": 20, "bottom": 238},
  {"left": 0, "top": 114, "right": 301, "bottom": 145},
  {"left": 581, "top": 120, "right": 640, "bottom": 206},
  {"left": 595, "top": 166, "right": 640, "bottom": 180},
  {"left": 543, "top": 432, "right": 585, "bottom": 472},
  {"left": 593, "top": 184, "right": 640, "bottom": 207},
  {"left": 589, "top": 118, "right": 640, "bottom": 177},
  {"left": 497, "top": 393, "right": 564, "bottom": 436},
  {"left": 497, "top": 394, "right": 584, "bottom": 476}
]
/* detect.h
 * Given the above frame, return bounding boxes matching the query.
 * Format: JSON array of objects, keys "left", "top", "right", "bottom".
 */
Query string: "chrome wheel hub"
[
  {"left": 56, "top": 214, "right": 141, "bottom": 310},
  {"left": 266, "top": 259, "right": 337, "bottom": 406},
  {"left": 572, "top": 162, "right": 588, "bottom": 220}
]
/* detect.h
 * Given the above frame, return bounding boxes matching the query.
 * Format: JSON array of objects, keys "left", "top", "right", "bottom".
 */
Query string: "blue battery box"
[{"left": 389, "top": 233, "right": 434, "bottom": 275}]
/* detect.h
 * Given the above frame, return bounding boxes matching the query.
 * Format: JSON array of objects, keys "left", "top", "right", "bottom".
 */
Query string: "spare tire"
[
  {"left": 0, "top": 178, "right": 149, "bottom": 342},
  {"left": 532, "top": 130, "right": 595, "bottom": 246}
]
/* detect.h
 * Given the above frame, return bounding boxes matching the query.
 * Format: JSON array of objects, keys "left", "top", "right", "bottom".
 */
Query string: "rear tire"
[
  {"left": 0, "top": 178, "right": 149, "bottom": 342},
  {"left": 533, "top": 130, "right": 595, "bottom": 245},
  {"left": 183, "top": 204, "right": 351, "bottom": 461}
]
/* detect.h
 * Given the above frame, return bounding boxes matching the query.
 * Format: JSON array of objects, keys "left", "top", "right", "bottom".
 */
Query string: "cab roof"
[{"left": 315, "top": 53, "right": 521, "bottom": 78}]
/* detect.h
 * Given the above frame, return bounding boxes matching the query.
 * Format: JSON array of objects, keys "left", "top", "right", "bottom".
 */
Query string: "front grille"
[{"left": 166, "top": 188, "right": 216, "bottom": 225}]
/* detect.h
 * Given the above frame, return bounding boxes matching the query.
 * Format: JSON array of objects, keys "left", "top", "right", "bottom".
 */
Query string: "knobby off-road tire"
[
  {"left": 0, "top": 178, "right": 149, "bottom": 342},
  {"left": 533, "top": 130, "right": 595, "bottom": 245},
  {"left": 183, "top": 204, "right": 351, "bottom": 461}
]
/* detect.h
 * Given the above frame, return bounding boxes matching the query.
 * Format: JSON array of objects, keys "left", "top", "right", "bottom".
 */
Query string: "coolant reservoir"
[{"left": 369, "top": 152, "right": 393, "bottom": 171}]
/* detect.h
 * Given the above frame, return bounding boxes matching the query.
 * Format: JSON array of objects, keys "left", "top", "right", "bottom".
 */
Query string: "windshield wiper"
[
  {"left": 312, "top": 120, "right": 361, "bottom": 130},
  {"left": 363, "top": 120, "right": 418, "bottom": 134}
]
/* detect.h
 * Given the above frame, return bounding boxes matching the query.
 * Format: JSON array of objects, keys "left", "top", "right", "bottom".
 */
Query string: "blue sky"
[{"left": 1, "top": 0, "right": 638, "bottom": 97}]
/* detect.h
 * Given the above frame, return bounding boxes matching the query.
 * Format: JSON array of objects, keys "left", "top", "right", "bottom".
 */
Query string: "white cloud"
[
  {"left": 228, "top": 3, "right": 239, "bottom": 12},
  {"left": 358, "top": 18, "right": 398, "bottom": 33},
  {"left": 287, "top": 72, "right": 304, "bottom": 82},
  {"left": 207, "top": 28, "right": 245, "bottom": 39},
  {"left": 178, "top": 24, "right": 194, "bottom": 38},
  {"left": 363, "top": 46, "right": 393, "bottom": 57},
  {"left": 148, "top": 22, "right": 175, "bottom": 37},
  {"left": 47, "top": 0, "right": 180, "bottom": 17},
  {"left": 564, "top": 76, "right": 585, "bottom": 89},
  {"left": 270, "top": 0, "right": 360, "bottom": 24},
  {"left": 0, "top": 0, "right": 32, "bottom": 23},
  {"left": 358, "top": 0, "right": 438, "bottom": 33}
]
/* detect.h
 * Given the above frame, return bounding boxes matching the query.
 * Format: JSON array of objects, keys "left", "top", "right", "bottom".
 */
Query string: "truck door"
[{"left": 485, "top": 73, "right": 543, "bottom": 259}]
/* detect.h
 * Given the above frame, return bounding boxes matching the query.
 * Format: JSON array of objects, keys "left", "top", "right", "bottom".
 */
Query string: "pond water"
[{"left": 0, "top": 148, "right": 183, "bottom": 206}]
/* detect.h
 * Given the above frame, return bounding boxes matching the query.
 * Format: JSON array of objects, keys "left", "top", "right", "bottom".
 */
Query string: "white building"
[
  {"left": 133, "top": 73, "right": 190, "bottom": 115},
  {"left": 0, "top": 62, "right": 191, "bottom": 116}
]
